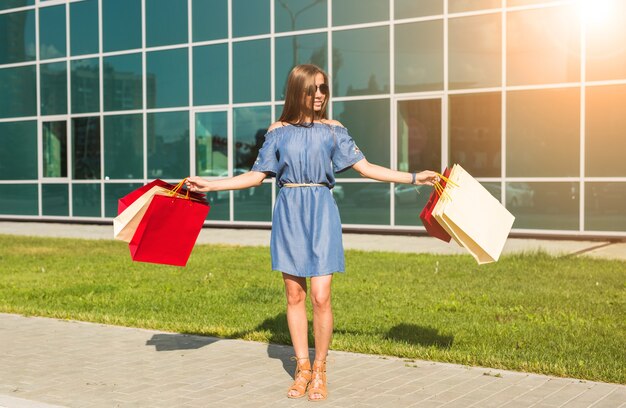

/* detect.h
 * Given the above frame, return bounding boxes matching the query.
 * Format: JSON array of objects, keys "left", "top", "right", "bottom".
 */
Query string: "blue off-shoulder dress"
[{"left": 251, "top": 123, "right": 365, "bottom": 277}]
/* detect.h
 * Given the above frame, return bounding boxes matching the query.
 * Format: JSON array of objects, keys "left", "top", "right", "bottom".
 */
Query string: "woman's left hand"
[{"left": 414, "top": 171, "right": 440, "bottom": 187}]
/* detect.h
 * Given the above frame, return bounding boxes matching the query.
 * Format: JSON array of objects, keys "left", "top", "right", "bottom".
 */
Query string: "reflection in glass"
[
  {"left": 232, "top": 0, "right": 270, "bottom": 37},
  {"left": 449, "top": 13, "right": 501, "bottom": 89},
  {"left": 43, "top": 121, "right": 67, "bottom": 178},
  {"left": 0, "top": 120, "right": 37, "bottom": 180},
  {"left": 395, "top": 184, "right": 432, "bottom": 226},
  {"left": 146, "top": 48, "right": 189, "bottom": 108},
  {"left": 42, "top": 184, "right": 69, "bottom": 216},
  {"left": 196, "top": 111, "right": 228, "bottom": 177},
  {"left": 333, "top": 26, "right": 389, "bottom": 97},
  {"left": 334, "top": 99, "right": 390, "bottom": 178},
  {"left": 40, "top": 62, "right": 67, "bottom": 115},
  {"left": 333, "top": 0, "right": 388, "bottom": 26},
  {"left": 103, "top": 53, "right": 143, "bottom": 111},
  {"left": 39, "top": 4, "right": 66, "bottom": 60},
  {"left": 586, "top": 85, "right": 626, "bottom": 176},
  {"left": 70, "top": 0, "right": 98, "bottom": 56},
  {"left": 147, "top": 111, "right": 190, "bottom": 179},
  {"left": 586, "top": 0, "right": 626, "bottom": 81},
  {"left": 275, "top": 33, "right": 327, "bottom": 100},
  {"left": 0, "top": 184, "right": 37, "bottom": 215},
  {"left": 192, "top": 0, "right": 227, "bottom": 41},
  {"left": 507, "top": 182, "right": 579, "bottom": 230},
  {"left": 146, "top": 0, "right": 188, "bottom": 47},
  {"left": 234, "top": 106, "right": 271, "bottom": 172},
  {"left": 72, "top": 183, "right": 101, "bottom": 217},
  {"left": 104, "top": 183, "right": 142, "bottom": 217},
  {"left": 275, "top": 0, "right": 327, "bottom": 32},
  {"left": 72, "top": 117, "right": 101, "bottom": 180},
  {"left": 193, "top": 44, "right": 228, "bottom": 106},
  {"left": 0, "top": 1, "right": 34, "bottom": 11},
  {"left": 507, "top": 6, "right": 580, "bottom": 85},
  {"left": 102, "top": 0, "right": 141, "bottom": 52},
  {"left": 0, "top": 65, "right": 36, "bottom": 119},
  {"left": 336, "top": 183, "right": 390, "bottom": 225},
  {"left": 507, "top": 88, "right": 579, "bottom": 177},
  {"left": 395, "top": 21, "right": 443, "bottom": 93},
  {"left": 586, "top": 183, "right": 626, "bottom": 232},
  {"left": 71, "top": 58, "right": 100, "bottom": 114},
  {"left": 449, "top": 93, "right": 501, "bottom": 177},
  {"left": 395, "top": 0, "right": 442, "bottom": 19},
  {"left": 397, "top": 99, "right": 441, "bottom": 174},
  {"left": 233, "top": 39, "right": 270, "bottom": 103},
  {"left": 0, "top": 10, "right": 36, "bottom": 64},
  {"left": 449, "top": 0, "right": 500, "bottom": 13},
  {"left": 104, "top": 114, "right": 143, "bottom": 179},
  {"left": 234, "top": 183, "right": 272, "bottom": 222},
  {"left": 205, "top": 191, "right": 229, "bottom": 221}
]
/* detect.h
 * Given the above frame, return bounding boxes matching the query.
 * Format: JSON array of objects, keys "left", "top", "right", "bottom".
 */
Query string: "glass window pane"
[
  {"left": 0, "top": 10, "right": 36, "bottom": 64},
  {"left": 234, "top": 183, "right": 272, "bottom": 222},
  {"left": 72, "top": 183, "right": 101, "bottom": 217},
  {"left": 193, "top": 44, "right": 228, "bottom": 106},
  {"left": 336, "top": 182, "right": 390, "bottom": 225},
  {"left": 192, "top": 0, "right": 227, "bottom": 41},
  {"left": 72, "top": 117, "right": 101, "bottom": 180},
  {"left": 275, "top": 0, "right": 327, "bottom": 32},
  {"left": 0, "top": 120, "right": 37, "bottom": 180},
  {"left": 586, "top": 1, "right": 626, "bottom": 81},
  {"left": 42, "top": 121, "right": 67, "bottom": 178},
  {"left": 397, "top": 99, "right": 441, "bottom": 174},
  {"left": 0, "top": 184, "right": 37, "bottom": 215},
  {"left": 196, "top": 111, "right": 228, "bottom": 177},
  {"left": 449, "top": 93, "right": 501, "bottom": 177},
  {"left": 395, "top": 184, "right": 432, "bottom": 226},
  {"left": 507, "top": 88, "right": 579, "bottom": 177},
  {"left": 104, "top": 182, "right": 142, "bottom": 217},
  {"left": 146, "top": 0, "right": 188, "bottom": 47},
  {"left": 147, "top": 111, "right": 190, "bottom": 179},
  {"left": 586, "top": 182, "right": 626, "bottom": 232},
  {"left": 42, "top": 183, "right": 69, "bottom": 216},
  {"left": 508, "top": 182, "right": 579, "bottom": 230},
  {"left": 507, "top": 0, "right": 549, "bottom": 5},
  {"left": 395, "top": 0, "right": 442, "bottom": 19},
  {"left": 233, "top": 39, "right": 270, "bottom": 103},
  {"left": 102, "top": 0, "right": 141, "bottom": 52},
  {"left": 0, "top": 65, "right": 37, "bottom": 118},
  {"left": 232, "top": 0, "right": 270, "bottom": 37},
  {"left": 70, "top": 0, "right": 99, "bottom": 56},
  {"left": 449, "top": 0, "right": 500, "bottom": 13},
  {"left": 333, "top": 99, "right": 390, "bottom": 178},
  {"left": 104, "top": 114, "right": 144, "bottom": 179},
  {"left": 205, "top": 192, "right": 229, "bottom": 221},
  {"left": 507, "top": 6, "right": 580, "bottom": 86},
  {"left": 333, "top": 0, "right": 388, "bottom": 26},
  {"left": 0, "top": 1, "right": 35, "bottom": 11},
  {"left": 234, "top": 106, "right": 271, "bottom": 172},
  {"left": 71, "top": 58, "right": 100, "bottom": 114},
  {"left": 395, "top": 21, "right": 443, "bottom": 93},
  {"left": 449, "top": 14, "right": 501, "bottom": 90},
  {"left": 333, "top": 26, "right": 389, "bottom": 97},
  {"left": 103, "top": 53, "right": 143, "bottom": 111},
  {"left": 586, "top": 85, "right": 626, "bottom": 177},
  {"left": 275, "top": 32, "right": 328, "bottom": 100},
  {"left": 39, "top": 4, "right": 66, "bottom": 60},
  {"left": 146, "top": 48, "right": 189, "bottom": 109},
  {"left": 40, "top": 61, "right": 67, "bottom": 115}
]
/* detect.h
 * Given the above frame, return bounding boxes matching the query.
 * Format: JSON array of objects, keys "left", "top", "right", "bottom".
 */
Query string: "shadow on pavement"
[{"left": 145, "top": 333, "right": 221, "bottom": 351}]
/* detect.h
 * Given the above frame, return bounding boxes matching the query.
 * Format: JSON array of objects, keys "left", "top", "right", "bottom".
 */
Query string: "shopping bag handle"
[
  {"left": 433, "top": 171, "right": 459, "bottom": 202},
  {"left": 167, "top": 178, "right": 190, "bottom": 200}
]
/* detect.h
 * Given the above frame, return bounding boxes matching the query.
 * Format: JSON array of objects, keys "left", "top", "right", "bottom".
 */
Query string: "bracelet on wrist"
[{"left": 410, "top": 172, "right": 416, "bottom": 185}]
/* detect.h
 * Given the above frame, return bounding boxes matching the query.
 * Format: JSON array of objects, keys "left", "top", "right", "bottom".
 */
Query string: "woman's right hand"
[{"left": 185, "top": 176, "right": 211, "bottom": 192}]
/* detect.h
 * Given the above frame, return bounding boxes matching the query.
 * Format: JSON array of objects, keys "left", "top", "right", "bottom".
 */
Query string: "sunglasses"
[{"left": 307, "top": 83, "right": 329, "bottom": 95}]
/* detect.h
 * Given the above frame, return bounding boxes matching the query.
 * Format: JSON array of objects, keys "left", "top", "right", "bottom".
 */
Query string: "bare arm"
[
  {"left": 185, "top": 171, "right": 267, "bottom": 193},
  {"left": 352, "top": 158, "right": 439, "bottom": 186}
]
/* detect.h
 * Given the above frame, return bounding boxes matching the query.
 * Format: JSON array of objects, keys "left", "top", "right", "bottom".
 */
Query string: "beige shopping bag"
[
  {"left": 433, "top": 164, "right": 515, "bottom": 264},
  {"left": 113, "top": 185, "right": 170, "bottom": 242}
]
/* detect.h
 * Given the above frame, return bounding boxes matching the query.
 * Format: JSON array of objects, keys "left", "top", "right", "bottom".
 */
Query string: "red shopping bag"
[
  {"left": 420, "top": 167, "right": 452, "bottom": 242},
  {"left": 128, "top": 193, "right": 210, "bottom": 267},
  {"left": 117, "top": 179, "right": 205, "bottom": 214}
]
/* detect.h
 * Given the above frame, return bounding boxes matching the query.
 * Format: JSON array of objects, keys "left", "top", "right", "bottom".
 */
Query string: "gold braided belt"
[{"left": 282, "top": 183, "right": 326, "bottom": 188}]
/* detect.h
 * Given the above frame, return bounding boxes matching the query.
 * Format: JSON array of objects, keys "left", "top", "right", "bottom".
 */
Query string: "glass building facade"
[{"left": 1, "top": 0, "right": 625, "bottom": 237}]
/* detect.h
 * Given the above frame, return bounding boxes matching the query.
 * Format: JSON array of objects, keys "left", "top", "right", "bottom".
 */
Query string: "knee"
[
  {"left": 286, "top": 288, "right": 306, "bottom": 306},
  {"left": 311, "top": 292, "right": 331, "bottom": 311}
]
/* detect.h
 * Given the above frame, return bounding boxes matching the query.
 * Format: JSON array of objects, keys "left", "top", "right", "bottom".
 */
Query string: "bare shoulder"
[
  {"left": 322, "top": 119, "right": 344, "bottom": 127},
  {"left": 267, "top": 121, "right": 287, "bottom": 133}
]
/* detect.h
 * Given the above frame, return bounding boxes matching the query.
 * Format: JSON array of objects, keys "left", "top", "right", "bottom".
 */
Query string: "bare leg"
[
  {"left": 309, "top": 274, "right": 333, "bottom": 400},
  {"left": 283, "top": 273, "right": 309, "bottom": 397}
]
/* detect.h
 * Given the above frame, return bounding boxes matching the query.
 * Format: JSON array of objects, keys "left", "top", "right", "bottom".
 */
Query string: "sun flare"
[{"left": 579, "top": 0, "right": 613, "bottom": 25}]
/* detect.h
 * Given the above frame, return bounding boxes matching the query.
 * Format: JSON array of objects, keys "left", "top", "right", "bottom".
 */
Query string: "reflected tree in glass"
[
  {"left": 42, "top": 121, "right": 67, "bottom": 178},
  {"left": 72, "top": 117, "right": 101, "bottom": 180}
]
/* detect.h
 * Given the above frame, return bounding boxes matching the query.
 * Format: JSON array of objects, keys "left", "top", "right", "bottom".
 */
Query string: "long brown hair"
[{"left": 278, "top": 64, "right": 329, "bottom": 126}]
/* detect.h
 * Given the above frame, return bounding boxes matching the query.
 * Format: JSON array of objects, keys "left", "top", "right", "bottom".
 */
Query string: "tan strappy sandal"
[
  {"left": 308, "top": 359, "right": 328, "bottom": 402},
  {"left": 287, "top": 356, "right": 311, "bottom": 399}
]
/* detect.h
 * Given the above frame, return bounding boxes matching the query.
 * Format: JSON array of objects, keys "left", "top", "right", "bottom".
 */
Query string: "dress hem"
[{"left": 272, "top": 267, "right": 345, "bottom": 278}]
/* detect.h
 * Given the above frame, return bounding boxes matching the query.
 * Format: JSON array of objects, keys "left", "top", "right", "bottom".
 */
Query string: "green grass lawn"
[{"left": 0, "top": 234, "right": 624, "bottom": 384}]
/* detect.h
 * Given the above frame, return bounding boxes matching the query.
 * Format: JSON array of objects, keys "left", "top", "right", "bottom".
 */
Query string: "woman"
[{"left": 186, "top": 64, "right": 439, "bottom": 401}]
